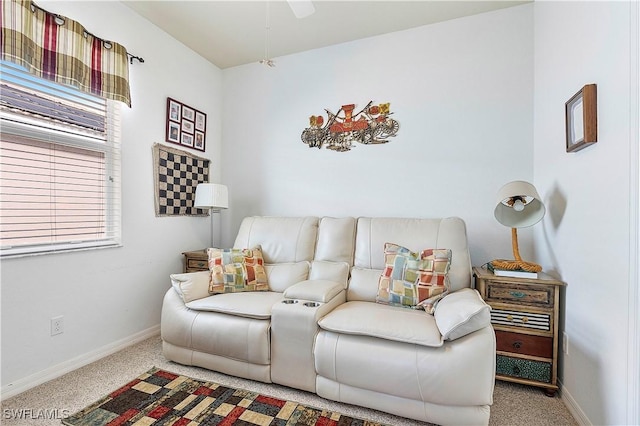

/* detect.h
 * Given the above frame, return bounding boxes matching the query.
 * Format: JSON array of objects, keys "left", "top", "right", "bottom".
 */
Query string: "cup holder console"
[{"left": 281, "top": 300, "right": 320, "bottom": 307}]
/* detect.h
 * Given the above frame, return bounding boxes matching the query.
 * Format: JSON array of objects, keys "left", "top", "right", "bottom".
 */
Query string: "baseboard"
[
  {"left": 0, "top": 325, "right": 160, "bottom": 401},
  {"left": 559, "top": 380, "right": 591, "bottom": 426}
]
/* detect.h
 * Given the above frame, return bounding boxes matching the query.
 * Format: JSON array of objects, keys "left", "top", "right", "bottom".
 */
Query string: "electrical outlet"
[
  {"left": 51, "top": 316, "right": 64, "bottom": 336},
  {"left": 562, "top": 332, "right": 569, "bottom": 355}
]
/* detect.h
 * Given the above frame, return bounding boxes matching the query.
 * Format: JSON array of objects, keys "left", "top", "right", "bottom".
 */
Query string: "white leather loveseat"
[{"left": 161, "top": 216, "right": 495, "bottom": 425}]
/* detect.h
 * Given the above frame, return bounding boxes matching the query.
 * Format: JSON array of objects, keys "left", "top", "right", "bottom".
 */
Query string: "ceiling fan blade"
[{"left": 287, "top": 0, "right": 315, "bottom": 18}]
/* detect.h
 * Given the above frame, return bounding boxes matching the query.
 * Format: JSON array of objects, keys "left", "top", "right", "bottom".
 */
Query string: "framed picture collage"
[{"left": 166, "top": 97, "right": 207, "bottom": 152}]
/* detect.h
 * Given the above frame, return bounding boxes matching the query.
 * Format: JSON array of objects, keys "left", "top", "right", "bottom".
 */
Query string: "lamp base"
[{"left": 490, "top": 259, "right": 542, "bottom": 273}]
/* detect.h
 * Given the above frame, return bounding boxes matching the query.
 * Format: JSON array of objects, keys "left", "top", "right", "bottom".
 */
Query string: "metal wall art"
[{"left": 301, "top": 101, "right": 399, "bottom": 152}]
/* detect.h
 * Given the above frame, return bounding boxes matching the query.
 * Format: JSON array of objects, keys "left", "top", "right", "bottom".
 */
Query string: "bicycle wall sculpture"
[{"left": 301, "top": 101, "right": 399, "bottom": 152}]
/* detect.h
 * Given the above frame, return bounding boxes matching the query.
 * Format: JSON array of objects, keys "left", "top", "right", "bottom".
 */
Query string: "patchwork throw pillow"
[
  {"left": 375, "top": 243, "right": 452, "bottom": 309},
  {"left": 207, "top": 246, "right": 269, "bottom": 294}
]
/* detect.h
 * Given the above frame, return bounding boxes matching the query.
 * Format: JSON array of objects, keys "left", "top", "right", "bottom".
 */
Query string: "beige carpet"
[{"left": 1, "top": 335, "right": 577, "bottom": 426}]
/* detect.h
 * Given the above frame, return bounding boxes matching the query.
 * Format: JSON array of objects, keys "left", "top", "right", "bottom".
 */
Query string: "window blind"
[{"left": 0, "top": 61, "right": 121, "bottom": 257}]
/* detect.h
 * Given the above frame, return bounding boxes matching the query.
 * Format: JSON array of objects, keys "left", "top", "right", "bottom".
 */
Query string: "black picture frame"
[{"left": 166, "top": 97, "right": 206, "bottom": 152}]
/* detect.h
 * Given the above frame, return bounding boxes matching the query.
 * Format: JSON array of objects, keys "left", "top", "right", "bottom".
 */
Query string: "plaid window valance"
[{"left": 0, "top": 0, "right": 131, "bottom": 106}]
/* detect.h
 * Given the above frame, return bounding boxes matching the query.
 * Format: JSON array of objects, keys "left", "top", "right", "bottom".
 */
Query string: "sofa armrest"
[
  {"left": 283, "top": 279, "right": 344, "bottom": 303},
  {"left": 170, "top": 271, "right": 210, "bottom": 303},
  {"left": 434, "top": 288, "right": 491, "bottom": 341}
]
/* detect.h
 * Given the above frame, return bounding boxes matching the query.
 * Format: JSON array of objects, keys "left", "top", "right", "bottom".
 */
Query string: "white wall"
[
  {"left": 0, "top": 1, "right": 221, "bottom": 394},
  {"left": 221, "top": 5, "right": 535, "bottom": 266},
  {"left": 9, "top": 5, "right": 636, "bottom": 424},
  {"left": 533, "top": 2, "right": 637, "bottom": 425}
]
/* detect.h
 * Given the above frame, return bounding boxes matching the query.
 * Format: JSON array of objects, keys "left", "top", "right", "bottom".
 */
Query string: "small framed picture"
[
  {"left": 168, "top": 99, "right": 181, "bottom": 122},
  {"left": 165, "top": 97, "right": 206, "bottom": 152},
  {"left": 182, "top": 119, "right": 194, "bottom": 134},
  {"left": 181, "top": 133, "right": 194, "bottom": 147},
  {"left": 565, "top": 84, "right": 597, "bottom": 153},
  {"left": 195, "top": 131, "right": 205, "bottom": 150},
  {"left": 182, "top": 106, "right": 195, "bottom": 121},
  {"left": 195, "top": 111, "right": 206, "bottom": 132},
  {"left": 167, "top": 121, "right": 180, "bottom": 143}
]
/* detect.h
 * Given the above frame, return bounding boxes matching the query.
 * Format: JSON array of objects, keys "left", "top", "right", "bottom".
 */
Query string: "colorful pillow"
[
  {"left": 375, "top": 243, "right": 451, "bottom": 309},
  {"left": 418, "top": 291, "right": 449, "bottom": 315},
  {"left": 207, "top": 246, "right": 269, "bottom": 294}
]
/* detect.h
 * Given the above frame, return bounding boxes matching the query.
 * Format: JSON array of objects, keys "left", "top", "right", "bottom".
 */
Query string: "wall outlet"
[
  {"left": 562, "top": 331, "right": 569, "bottom": 355},
  {"left": 51, "top": 316, "right": 64, "bottom": 336}
]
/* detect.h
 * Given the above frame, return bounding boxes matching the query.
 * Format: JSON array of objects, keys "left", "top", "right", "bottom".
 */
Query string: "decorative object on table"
[
  {"left": 473, "top": 266, "right": 565, "bottom": 397},
  {"left": 194, "top": 182, "right": 228, "bottom": 246},
  {"left": 62, "top": 367, "right": 385, "bottom": 426},
  {"left": 487, "top": 262, "right": 537, "bottom": 279},
  {"left": 490, "top": 180, "right": 546, "bottom": 274},
  {"left": 301, "top": 102, "right": 399, "bottom": 152},
  {"left": 166, "top": 97, "right": 207, "bottom": 152},
  {"left": 565, "top": 84, "right": 597, "bottom": 153},
  {"left": 152, "top": 143, "right": 209, "bottom": 217}
]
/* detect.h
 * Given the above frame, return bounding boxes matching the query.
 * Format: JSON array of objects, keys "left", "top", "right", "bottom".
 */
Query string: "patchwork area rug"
[{"left": 62, "top": 367, "right": 386, "bottom": 426}]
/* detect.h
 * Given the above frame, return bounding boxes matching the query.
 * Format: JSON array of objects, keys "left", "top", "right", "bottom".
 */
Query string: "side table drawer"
[
  {"left": 495, "top": 330, "right": 553, "bottom": 358},
  {"left": 496, "top": 355, "right": 552, "bottom": 383},
  {"left": 486, "top": 281, "right": 553, "bottom": 308},
  {"left": 491, "top": 308, "right": 551, "bottom": 332},
  {"left": 187, "top": 258, "right": 208, "bottom": 271},
  {"left": 182, "top": 250, "right": 209, "bottom": 273}
]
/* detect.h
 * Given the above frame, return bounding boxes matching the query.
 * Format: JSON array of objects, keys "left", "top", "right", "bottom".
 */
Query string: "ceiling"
[{"left": 122, "top": 1, "right": 530, "bottom": 69}]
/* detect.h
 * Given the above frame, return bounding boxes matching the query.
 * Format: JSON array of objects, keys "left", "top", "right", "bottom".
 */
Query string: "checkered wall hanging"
[{"left": 152, "top": 143, "right": 209, "bottom": 216}]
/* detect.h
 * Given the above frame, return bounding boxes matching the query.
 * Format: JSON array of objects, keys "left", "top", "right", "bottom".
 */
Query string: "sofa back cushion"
[
  {"left": 264, "top": 262, "right": 310, "bottom": 293},
  {"left": 314, "top": 217, "right": 356, "bottom": 264},
  {"left": 234, "top": 216, "right": 319, "bottom": 263},
  {"left": 349, "top": 217, "right": 472, "bottom": 302}
]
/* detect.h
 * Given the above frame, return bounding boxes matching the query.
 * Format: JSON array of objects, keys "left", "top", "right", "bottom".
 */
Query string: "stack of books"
[{"left": 487, "top": 263, "right": 538, "bottom": 278}]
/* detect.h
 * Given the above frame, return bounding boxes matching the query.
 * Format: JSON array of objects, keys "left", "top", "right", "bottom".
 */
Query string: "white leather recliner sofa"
[{"left": 161, "top": 216, "right": 495, "bottom": 425}]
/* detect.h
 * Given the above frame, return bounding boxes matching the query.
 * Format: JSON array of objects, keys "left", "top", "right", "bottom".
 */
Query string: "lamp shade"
[
  {"left": 194, "top": 183, "right": 228, "bottom": 211},
  {"left": 494, "top": 180, "right": 545, "bottom": 228}
]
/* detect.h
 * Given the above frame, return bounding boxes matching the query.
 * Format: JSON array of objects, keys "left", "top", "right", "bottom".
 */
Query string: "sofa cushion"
[
  {"left": 284, "top": 279, "right": 344, "bottom": 303},
  {"left": 170, "top": 270, "right": 210, "bottom": 303},
  {"left": 347, "top": 267, "right": 383, "bottom": 302},
  {"left": 314, "top": 217, "right": 356, "bottom": 264},
  {"left": 318, "top": 301, "right": 443, "bottom": 347},
  {"left": 264, "top": 261, "right": 310, "bottom": 292},
  {"left": 354, "top": 217, "right": 472, "bottom": 292},
  {"left": 207, "top": 246, "right": 269, "bottom": 294},
  {"left": 233, "top": 216, "right": 319, "bottom": 263},
  {"left": 185, "top": 291, "right": 284, "bottom": 320},
  {"left": 375, "top": 243, "right": 451, "bottom": 308},
  {"left": 434, "top": 288, "right": 491, "bottom": 341},
  {"left": 309, "top": 260, "right": 350, "bottom": 285}
]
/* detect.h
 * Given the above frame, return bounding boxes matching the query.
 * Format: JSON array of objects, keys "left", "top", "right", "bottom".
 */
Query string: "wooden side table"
[
  {"left": 182, "top": 249, "right": 208, "bottom": 273},
  {"left": 473, "top": 266, "right": 566, "bottom": 396}
]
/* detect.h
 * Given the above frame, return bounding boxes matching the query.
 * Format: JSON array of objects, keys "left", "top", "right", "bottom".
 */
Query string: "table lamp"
[
  {"left": 491, "top": 180, "right": 545, "bottom": 273},
  {"left": 194, "top": 183, "right": 229, "bottom": 247}
]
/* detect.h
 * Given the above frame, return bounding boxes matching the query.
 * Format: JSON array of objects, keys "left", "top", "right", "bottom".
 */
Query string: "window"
[{"left": 0, "top": 61, "right": 121, "bottom": 257}]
